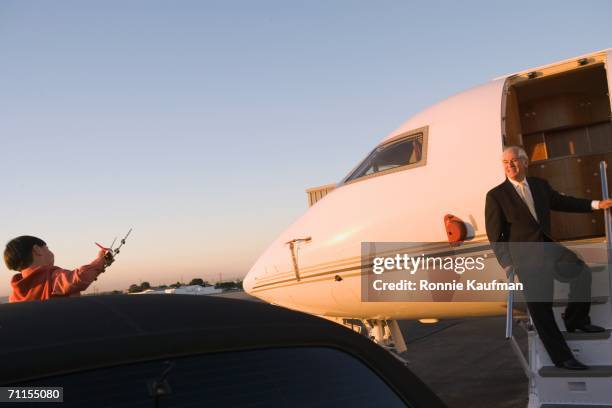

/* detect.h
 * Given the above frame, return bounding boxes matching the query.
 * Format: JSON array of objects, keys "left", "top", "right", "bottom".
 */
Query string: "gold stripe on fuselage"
[
  {"left": 252, "top": 237, "right": 494, "bottom": 292},
  {"left": 256, "top": 235, "right": 490, "bottom": 285}
]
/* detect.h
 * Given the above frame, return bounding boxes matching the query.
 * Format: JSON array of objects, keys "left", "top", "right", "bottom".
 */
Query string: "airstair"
[{"left": 507, "top": 162, "right": 612, "bottom": 408}]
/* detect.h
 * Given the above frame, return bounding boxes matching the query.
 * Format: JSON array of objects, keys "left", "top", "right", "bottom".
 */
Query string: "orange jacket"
[{"left": 9, "top": 257, "right": 106, "bottom": 303}]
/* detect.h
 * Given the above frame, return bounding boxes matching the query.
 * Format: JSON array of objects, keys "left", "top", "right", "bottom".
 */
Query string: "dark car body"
[{"left": 0, "top": 295, "right": 446, "bottom": 407}]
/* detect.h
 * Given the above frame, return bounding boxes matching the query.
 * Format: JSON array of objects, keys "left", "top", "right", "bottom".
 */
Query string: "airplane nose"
[
  {"left": 243, "top": 266, "right": 257, "bottom": 295},
  {"left": 244, "top": 239, "right": 293, "bottom": 298}
]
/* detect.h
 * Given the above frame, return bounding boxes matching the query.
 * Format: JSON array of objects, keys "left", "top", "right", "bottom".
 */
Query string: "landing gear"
[
  {"left": 363, "top": 319, "right": 409, "bottom": 364},
  {"left": 328, "top": 317, "right": 409, "bottom": 364}
]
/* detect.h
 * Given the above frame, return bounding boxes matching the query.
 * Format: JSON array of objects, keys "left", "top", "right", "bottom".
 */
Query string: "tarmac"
[
  {"left": 216, "top": 290, "right": 529, "bottom": 408},
  {"left": 398, "top": 318, "right": 528, "bottom": 408}
]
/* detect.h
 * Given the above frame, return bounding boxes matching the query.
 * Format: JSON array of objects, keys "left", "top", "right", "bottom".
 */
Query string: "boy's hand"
[{"left": 98, "top": 249, "right": 115, "bottom": 267}]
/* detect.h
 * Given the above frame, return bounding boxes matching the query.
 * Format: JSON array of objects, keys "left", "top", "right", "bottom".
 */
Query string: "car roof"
[{"left": 0, "top": 295, "right": 446, "bottom": 407}]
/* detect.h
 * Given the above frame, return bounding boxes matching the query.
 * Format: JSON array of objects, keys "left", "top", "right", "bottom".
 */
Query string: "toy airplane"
[{"left": 95, "top": 228, "right": 132, "bottom": 267}]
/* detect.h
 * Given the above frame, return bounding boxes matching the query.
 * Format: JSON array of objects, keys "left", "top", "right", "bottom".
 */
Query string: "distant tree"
[
  {"left": 111, "top": 290, "right": 123, "bottom": 295},
  {"left": 141, "top": 282, "right": 151, "bottom": 290},
  {"left": 170, "top": 281, "right": 182, "bottom": 289},
  {"left": 189, "top": 278, "right": 204, "bottom": 286},
  {"left": 128, "top": 284, "right": 141, "bottom": 293}
]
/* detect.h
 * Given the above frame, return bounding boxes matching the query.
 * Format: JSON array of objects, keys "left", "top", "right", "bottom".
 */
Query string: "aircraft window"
[
  {"left": 18, "top": 347, "right": 409, "bottom": 407},
  {"left": 345, "top": 132, "right": 425, "bottom": 183}
]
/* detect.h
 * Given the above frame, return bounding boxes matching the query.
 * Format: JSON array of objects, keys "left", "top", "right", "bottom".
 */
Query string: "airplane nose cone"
[{"left": 243, "top": 267, "right": 256, "bottom": 295}]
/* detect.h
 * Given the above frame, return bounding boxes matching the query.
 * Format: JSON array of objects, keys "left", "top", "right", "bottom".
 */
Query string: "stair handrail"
[
  {"left": 505, "top": 269, "right": 515, "bottom": 340},
  {"left": 599, "top": 161, "right": 612, "bottom": 312}
]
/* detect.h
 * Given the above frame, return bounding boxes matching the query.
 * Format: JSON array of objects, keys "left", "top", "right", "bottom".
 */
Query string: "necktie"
[{"left": 518, "top": 182, "right": 538, "bottom": 221}]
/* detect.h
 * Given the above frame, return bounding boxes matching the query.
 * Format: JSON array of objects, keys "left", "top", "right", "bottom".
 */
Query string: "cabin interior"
[{"left": 504, "top": 62, "right": 612, "bottom": 241}]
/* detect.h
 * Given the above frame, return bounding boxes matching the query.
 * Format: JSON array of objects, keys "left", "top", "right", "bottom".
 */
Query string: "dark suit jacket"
[{"left": 485, "top": 177, "right": 592, "bottom": 269}]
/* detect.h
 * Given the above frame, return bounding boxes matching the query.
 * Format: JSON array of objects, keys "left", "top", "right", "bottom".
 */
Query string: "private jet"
[{"left": 245, "top": 48, "right": 612, "bottom": 407}]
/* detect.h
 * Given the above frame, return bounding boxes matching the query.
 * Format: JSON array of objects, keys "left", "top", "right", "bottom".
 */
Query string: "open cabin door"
[{"left": 504, "top": 55, "right": 612, "bottom": 241}]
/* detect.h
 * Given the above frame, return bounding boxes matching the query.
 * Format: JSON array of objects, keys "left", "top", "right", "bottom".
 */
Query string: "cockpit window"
[{"left": 343, "top": 128, "right": 427, "bottom": 184}]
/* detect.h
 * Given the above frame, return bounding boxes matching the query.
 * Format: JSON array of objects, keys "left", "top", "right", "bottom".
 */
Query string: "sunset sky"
[{"left": 1, "top": 1, "right": 611, "bottom": 296}]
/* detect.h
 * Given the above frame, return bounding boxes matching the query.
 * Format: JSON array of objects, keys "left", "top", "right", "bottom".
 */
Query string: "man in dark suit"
[{"left": 485, "top": 146, "right": 612, "bottom": 370}]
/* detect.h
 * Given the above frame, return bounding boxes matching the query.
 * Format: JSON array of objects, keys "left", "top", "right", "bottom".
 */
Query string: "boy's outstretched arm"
[{"left": 50, "top": 250, "right": 108, "bottom": 296}]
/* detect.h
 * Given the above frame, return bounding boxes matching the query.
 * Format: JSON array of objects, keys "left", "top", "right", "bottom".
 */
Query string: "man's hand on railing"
[{"left": 599, "top": 199, "right": 612, "bottom": 210}]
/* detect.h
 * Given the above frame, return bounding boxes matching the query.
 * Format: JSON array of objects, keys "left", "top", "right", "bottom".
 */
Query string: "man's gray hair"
[{"left": 502, "top": 146, "right": 528, "bottom": 161}]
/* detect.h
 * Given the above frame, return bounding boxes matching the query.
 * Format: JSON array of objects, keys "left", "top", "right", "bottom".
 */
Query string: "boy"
[{"left": 4, "top": 236, "right": 112, "bottom": 303}]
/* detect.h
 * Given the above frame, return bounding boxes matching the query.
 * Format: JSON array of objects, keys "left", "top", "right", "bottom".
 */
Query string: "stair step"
[
  {"left": 553, "top": 296, "right": 609, "bottom": 307},
  {"left": 535, "top": 333, "right": 612, "bottom": 366},
  {"left": 539, "top": 365, "right": 612, "bottom": 378},
  {"left": 563, "top": 329, "right": 611, "bottom": 341},
  {"left": 541, "top": 405, "right": 612, "bottom": 408},
  {"left": 537, "top": 375, "right": 612, "bottom": 405},
  {"left": 589, "top": 265, "right": 608, "bottom": 273},
  {"left": 514, "top": 294, "right": 609, "bottom": 306}
]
